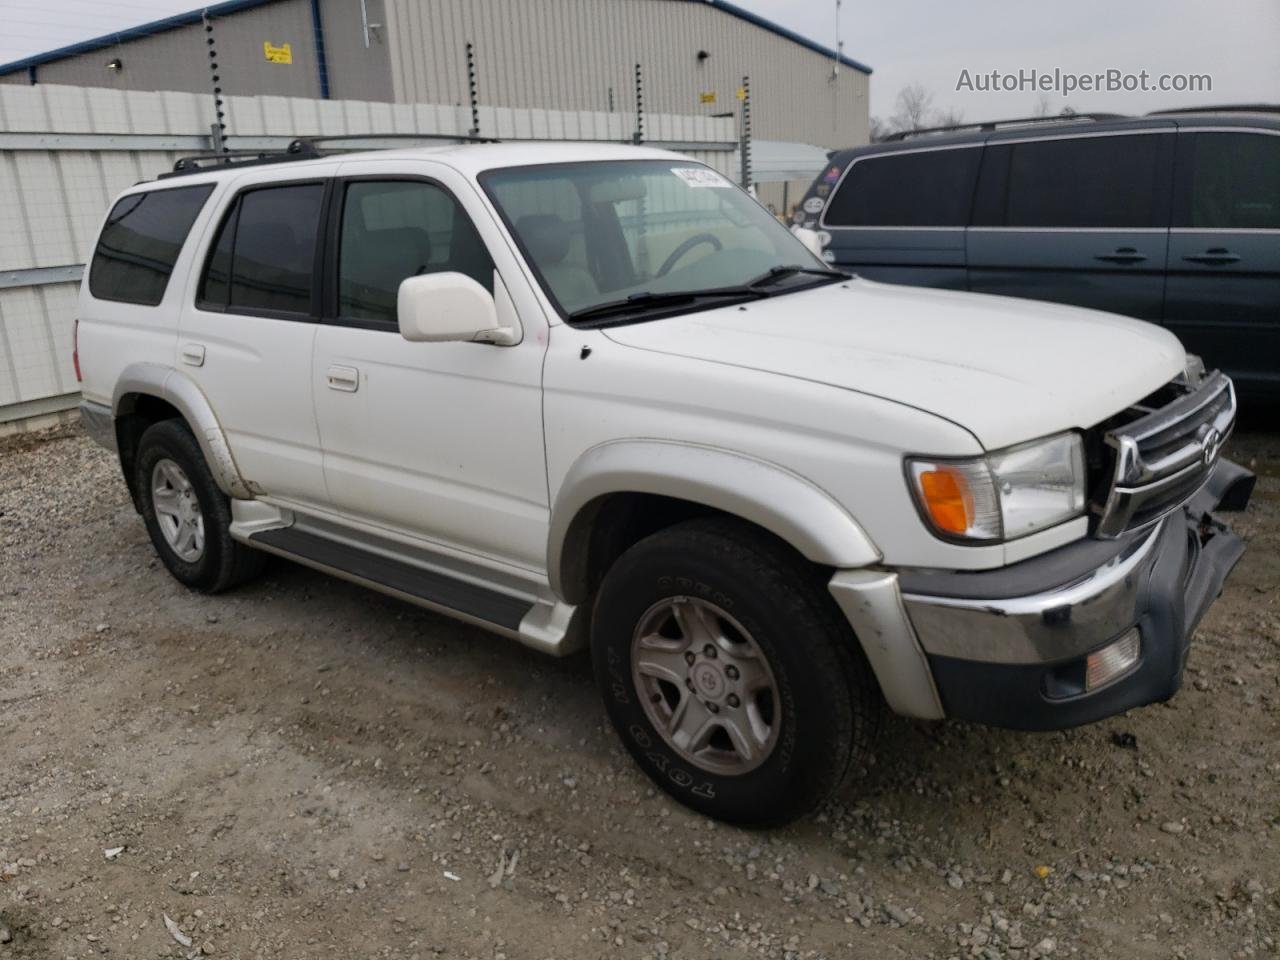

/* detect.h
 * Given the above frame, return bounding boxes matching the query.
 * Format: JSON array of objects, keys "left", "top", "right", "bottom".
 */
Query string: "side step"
[{"left": 249, "top": 526, "right": 534, "bottom": 633}]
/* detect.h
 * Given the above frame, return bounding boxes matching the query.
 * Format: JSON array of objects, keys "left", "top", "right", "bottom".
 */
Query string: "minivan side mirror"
[{"left": 397, "top": 272, "right": 518, "bottom": 345}]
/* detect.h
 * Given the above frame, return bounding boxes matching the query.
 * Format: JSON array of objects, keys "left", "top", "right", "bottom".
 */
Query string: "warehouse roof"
[{"left": 0, "top": 0, "right": 872, "bottom": 78}]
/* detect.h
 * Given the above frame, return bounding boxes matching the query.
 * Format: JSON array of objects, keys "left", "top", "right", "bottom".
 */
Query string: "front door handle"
[
  {"left": 180, "top": 343, "right": 205, "bottom": 367},
  {"left": 1094, "top": 247, "right": 1147, "bottom": 264},
  {"left": 326, "top": 364, "right": 359, "bottom": 392},
  {"left": 1183, "top": 248, "right": 1240, "bottom": 265}
]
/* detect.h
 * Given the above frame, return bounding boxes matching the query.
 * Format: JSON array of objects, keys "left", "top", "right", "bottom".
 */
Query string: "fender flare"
[
  {"left": 548, "top": 439, "right": 880, "bottom": 603},
  {"left": 112, "top": 362, "right": 251, "bottom": 499}
]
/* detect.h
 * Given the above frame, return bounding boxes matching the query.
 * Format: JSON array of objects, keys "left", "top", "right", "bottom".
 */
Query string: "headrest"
[{"left": 517, "top": 214, "right": 571, "bottom": 265}]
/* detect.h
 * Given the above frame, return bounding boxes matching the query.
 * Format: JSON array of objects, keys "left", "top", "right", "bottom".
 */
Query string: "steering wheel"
[{"left": 656, "top": 233, "right": 723, "bottom": 277}]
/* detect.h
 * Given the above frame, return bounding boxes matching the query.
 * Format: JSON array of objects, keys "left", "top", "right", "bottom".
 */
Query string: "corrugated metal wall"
[
  {"left": 0, "top": 0, "right": 394, "bottom": 103},
  {"left": 4, "top": 0, "right": 868, "bottom": 152},
  {"left": 383, "top": 0, "right": 870, "bottom": 148},
  {"left": 0, "top": 82, "right": 735, "bottom": 428}
]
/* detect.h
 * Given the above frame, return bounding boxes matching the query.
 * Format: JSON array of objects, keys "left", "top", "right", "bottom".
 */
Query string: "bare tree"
[
  {"left": 868, "top": 115, "right": 892, "bottom": 142},
  {"left": 934, "top": 107, "right": 965, "bottom": 128},
  {"left": 1033, "top": 93, "right": 1054, "bottom": 117},
  {"left": 890, "top": 83, "right": 934, "bottom": 133}
]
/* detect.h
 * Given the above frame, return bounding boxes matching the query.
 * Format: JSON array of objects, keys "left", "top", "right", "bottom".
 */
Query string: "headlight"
[{"left": 907, "top": 432, "right": 1086, "bottom": 542}]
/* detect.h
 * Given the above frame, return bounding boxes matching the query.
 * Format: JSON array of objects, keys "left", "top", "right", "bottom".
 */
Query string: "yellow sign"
[
  {"left": 263, "top": 41, "right": 293, "bottom": 64},
  {"left": 699, "top": 91, "right": 717, "bottom": 104},
  {"left": 735, "top": 87, "right": 747, "bottom": 101}
]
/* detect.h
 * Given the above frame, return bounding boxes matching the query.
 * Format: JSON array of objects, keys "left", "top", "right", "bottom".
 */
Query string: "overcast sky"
[{"left": 1, "top": 0, "right": 1276, "bottom": 123}]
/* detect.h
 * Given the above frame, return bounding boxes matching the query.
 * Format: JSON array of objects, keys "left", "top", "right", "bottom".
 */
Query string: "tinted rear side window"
[
  {"left": 982, "top": 134, "right": 1165, "bottom": 228},
  {"left": 823, "top": 148, "right": 981, "bottom": 227},
  {"left": 1176, "top": 132, "right": 1280, "bottom": 229},
  {"left": 197, "top": 183, "right": 325, "bottom": 316},
  {"left": 89, "top": 184, "right": 214, "bottom": 305}
]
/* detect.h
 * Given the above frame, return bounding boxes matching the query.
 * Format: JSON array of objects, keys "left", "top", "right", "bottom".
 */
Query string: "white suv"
[{"left": 75, "top": 141, "right": 1254, "bottom": 825}]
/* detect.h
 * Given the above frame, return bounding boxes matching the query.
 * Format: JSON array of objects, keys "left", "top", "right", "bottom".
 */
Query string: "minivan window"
[
  {"left": 1177, "top": 132, "right": 1280, "bottom": 229},
  {"left": 198, "top": 183, "right": 324, "bottom": 316},
  {"left": 984, "top": 134, "right": 1165, "bottom": 229},
  {"left": 823, "top": 149, "right": 981, "bottom": 227},
  {"left": 337, "top": 180, "right": 494, "bottom": 324},
  {"left": 89, "top": 184, "right": 214, "bottom": 306}
]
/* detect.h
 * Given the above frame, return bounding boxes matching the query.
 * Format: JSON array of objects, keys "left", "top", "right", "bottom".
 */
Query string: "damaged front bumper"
[{"left": 897, "top": 458, "right": 1255, "bottom": 731}]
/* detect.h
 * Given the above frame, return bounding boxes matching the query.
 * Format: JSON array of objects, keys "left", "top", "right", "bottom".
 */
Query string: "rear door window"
[
  {"left": 977, "top": 134, "right": 1167, "bottom": 228},
  {"left": 822, "top": 148, "right": 981, "bottom": 227},
  {"left": 89, "top": 184, "right": 214, "bottom": 305},
  {"left": 1175, "top": 132, "right": 1280, "bottom": 229},
  {"left": 197, "top": 182, "right": 325, "bottom": 317}
]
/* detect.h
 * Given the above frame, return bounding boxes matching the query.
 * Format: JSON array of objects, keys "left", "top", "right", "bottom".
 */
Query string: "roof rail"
[
  {"left": 880, "top": 112, "right": 1129, "bottom": 142},
  {"left": 161, "top": 131, "right": 501, "bottom": 179},
  {"left": 1147, "top": 103, "right": 1280, "bottom": 117},
  {"left": 161, "top": 140, "right": 321, "bottom": 179}
]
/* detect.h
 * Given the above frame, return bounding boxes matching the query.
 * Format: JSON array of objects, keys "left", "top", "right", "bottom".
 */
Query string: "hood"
[{"left": 601, "top": 278, "right": 1185, "bottom": 450}]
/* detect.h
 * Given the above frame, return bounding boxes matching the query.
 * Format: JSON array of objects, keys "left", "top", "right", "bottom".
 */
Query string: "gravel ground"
[{"left": 0, "top": 424, "right": 1277, "bottom": 960}]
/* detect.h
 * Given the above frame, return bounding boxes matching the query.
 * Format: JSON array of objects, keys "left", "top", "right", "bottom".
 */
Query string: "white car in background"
[{"left": 75, "top": 141, "right": 1253, "bottom": 825}]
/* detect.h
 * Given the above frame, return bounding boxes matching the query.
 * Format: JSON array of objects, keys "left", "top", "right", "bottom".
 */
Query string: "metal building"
[{"left": 0, "top": 0, "right": 872, "bottom": 149}]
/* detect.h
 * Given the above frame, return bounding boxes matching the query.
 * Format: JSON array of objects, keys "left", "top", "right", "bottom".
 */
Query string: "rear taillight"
[{"left": 72, "top": 319, "right": 82, "bottom": 382}]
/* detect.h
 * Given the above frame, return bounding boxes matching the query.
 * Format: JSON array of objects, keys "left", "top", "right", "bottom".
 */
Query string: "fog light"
[{"left": 1085, "top": 629, "right": 1141, "bottom": 691}]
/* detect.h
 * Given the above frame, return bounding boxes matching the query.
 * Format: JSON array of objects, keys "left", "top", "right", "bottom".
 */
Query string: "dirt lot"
[{"left": 0, "top": 425, "right": 1277, "bottom": 960}]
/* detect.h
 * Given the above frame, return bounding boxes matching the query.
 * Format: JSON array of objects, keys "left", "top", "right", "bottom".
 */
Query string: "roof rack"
[
  {"left": 881, "top": 112, "right": 1129, "bottom": 142},
  {"left": 1147, "top": 103, "right": 1280, "bottom": 116},
  {"left": 161, "top": 131, "right": 500, "bottom": 179}
]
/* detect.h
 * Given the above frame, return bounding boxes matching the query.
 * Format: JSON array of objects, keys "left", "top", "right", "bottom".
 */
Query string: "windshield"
[{"left": 480, "top": 160, "right": 831, "bottom": 321}]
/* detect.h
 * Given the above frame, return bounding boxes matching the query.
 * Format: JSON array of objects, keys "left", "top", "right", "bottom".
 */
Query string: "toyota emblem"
[{"left": 1201, "top": 428, "right": 1222, "bottom": 466}]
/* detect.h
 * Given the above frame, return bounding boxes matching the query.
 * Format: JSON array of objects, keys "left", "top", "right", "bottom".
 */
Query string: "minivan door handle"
[
  {"left": 1093, "top": 247, "right": 1148, "bottom": 264},
  {"left": 326, "top": 364, "right": 360, "bottom": 392},
  {"left": 180, "top": 342, "right": 205, "bottom": 367},
  {"left": 1182, "top": 248, "right": 1240, "bottom": 265}
]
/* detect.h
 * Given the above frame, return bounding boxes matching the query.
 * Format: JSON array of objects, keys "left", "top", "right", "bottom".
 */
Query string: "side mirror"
[
  {"left": 791, "top": 226, "right": 824, "bottom": 258},
  {"left": 397, "top": 272, "right": 518, "bottom": 345}
]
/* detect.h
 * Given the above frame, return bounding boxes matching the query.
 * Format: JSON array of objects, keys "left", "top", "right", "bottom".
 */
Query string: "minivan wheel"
[
  {"left": 135, "top": 419, "right": 265, "bottom": 593},
  {"left": 591, "top": 517, "right": 880, "bottom": 826}
]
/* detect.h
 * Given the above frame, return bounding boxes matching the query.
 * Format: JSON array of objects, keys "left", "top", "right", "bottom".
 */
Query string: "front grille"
[{"left": 1090, "top": 370, "right": 1236, "bottom": 538}]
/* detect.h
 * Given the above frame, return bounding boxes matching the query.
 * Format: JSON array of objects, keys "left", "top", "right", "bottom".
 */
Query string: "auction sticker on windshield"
[{"left": 672, "top": 167, "right": 732, "bottom": 188}]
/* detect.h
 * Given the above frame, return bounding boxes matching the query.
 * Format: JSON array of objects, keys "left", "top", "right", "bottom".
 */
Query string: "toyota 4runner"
[{"left": 75, "top": 141, "right": 1254, "bottom": 825}]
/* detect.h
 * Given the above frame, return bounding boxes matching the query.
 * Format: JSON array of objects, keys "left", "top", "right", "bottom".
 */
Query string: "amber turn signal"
[{"left": 918, "top": 467, "right": 974, "bottom": 536}]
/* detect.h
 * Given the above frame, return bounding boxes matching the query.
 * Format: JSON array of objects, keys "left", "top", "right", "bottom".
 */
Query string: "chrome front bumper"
[{"left": 889, "top": 458, "right": 1252, "bottom": 730}]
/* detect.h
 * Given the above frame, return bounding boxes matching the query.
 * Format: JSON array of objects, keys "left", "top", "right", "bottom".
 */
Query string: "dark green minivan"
[{"left": 797, "top": 108, "right": 1280, "bottom": 401}]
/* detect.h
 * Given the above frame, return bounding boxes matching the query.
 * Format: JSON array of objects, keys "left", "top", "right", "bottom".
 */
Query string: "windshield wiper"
[
  {"left": 567, "top": 287, "right": 767, "bottom": 324},
  {"left": 747, "top": 264, "right": 850, "bottom": 288}
]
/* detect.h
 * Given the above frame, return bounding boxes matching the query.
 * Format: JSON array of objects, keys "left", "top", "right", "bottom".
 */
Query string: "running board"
[{"left": 237, "top": 515, "right": 584, "bottom": 656}]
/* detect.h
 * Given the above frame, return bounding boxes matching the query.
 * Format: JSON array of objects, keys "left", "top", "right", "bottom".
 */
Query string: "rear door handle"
[
  {"left": 1093, "top": 247, "right": 1147, "bottom": 264},
  {"left": 1182, "top": 248, "right": 1240, "bottom": 265},
  {"left": 180, "top": 343, "right": 205, "bottom": 367},
  {"left": 326, "top": 364, "right": 360, "bottom": 392}
]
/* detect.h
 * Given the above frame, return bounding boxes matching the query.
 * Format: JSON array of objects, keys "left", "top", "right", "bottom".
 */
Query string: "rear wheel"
[
  {"left": 134, "top": 419, "right": 265, "bottom": 593},
  {"left": 591, "top": 517, "right": 880, "bottom": 826}
]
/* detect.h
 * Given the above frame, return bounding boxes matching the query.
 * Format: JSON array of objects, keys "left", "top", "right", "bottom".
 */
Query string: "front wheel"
[{"left": 591, "top": 518, "right": 880, "bottom": 826}]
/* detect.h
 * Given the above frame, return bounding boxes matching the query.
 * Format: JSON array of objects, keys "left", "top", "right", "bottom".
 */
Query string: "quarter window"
[
  {"left": 197, "top": 183, "right": 325, "bottom": 316},
  {"left": 89, "top": 184, "right": 213, "bottom": 305},
  {"left": 337, "top": 180, "right": 494, "bottom": 325},
  {"left": 823, "top": 149, "right": 981, "bottom": 227},
  {"left": 987, "top": 134, "right": 1165, "bottom": 228},
  {"left": 1177, "top": 132, "right": 1280, "bottom": 229}
]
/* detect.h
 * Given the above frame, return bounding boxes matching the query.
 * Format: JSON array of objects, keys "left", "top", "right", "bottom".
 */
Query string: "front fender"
[
  {"left": 548, "top": 439, "right": 880, "bottom": 603},
  {"left": 113, "top": 362, "right": 251, "bottom": 499}
]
